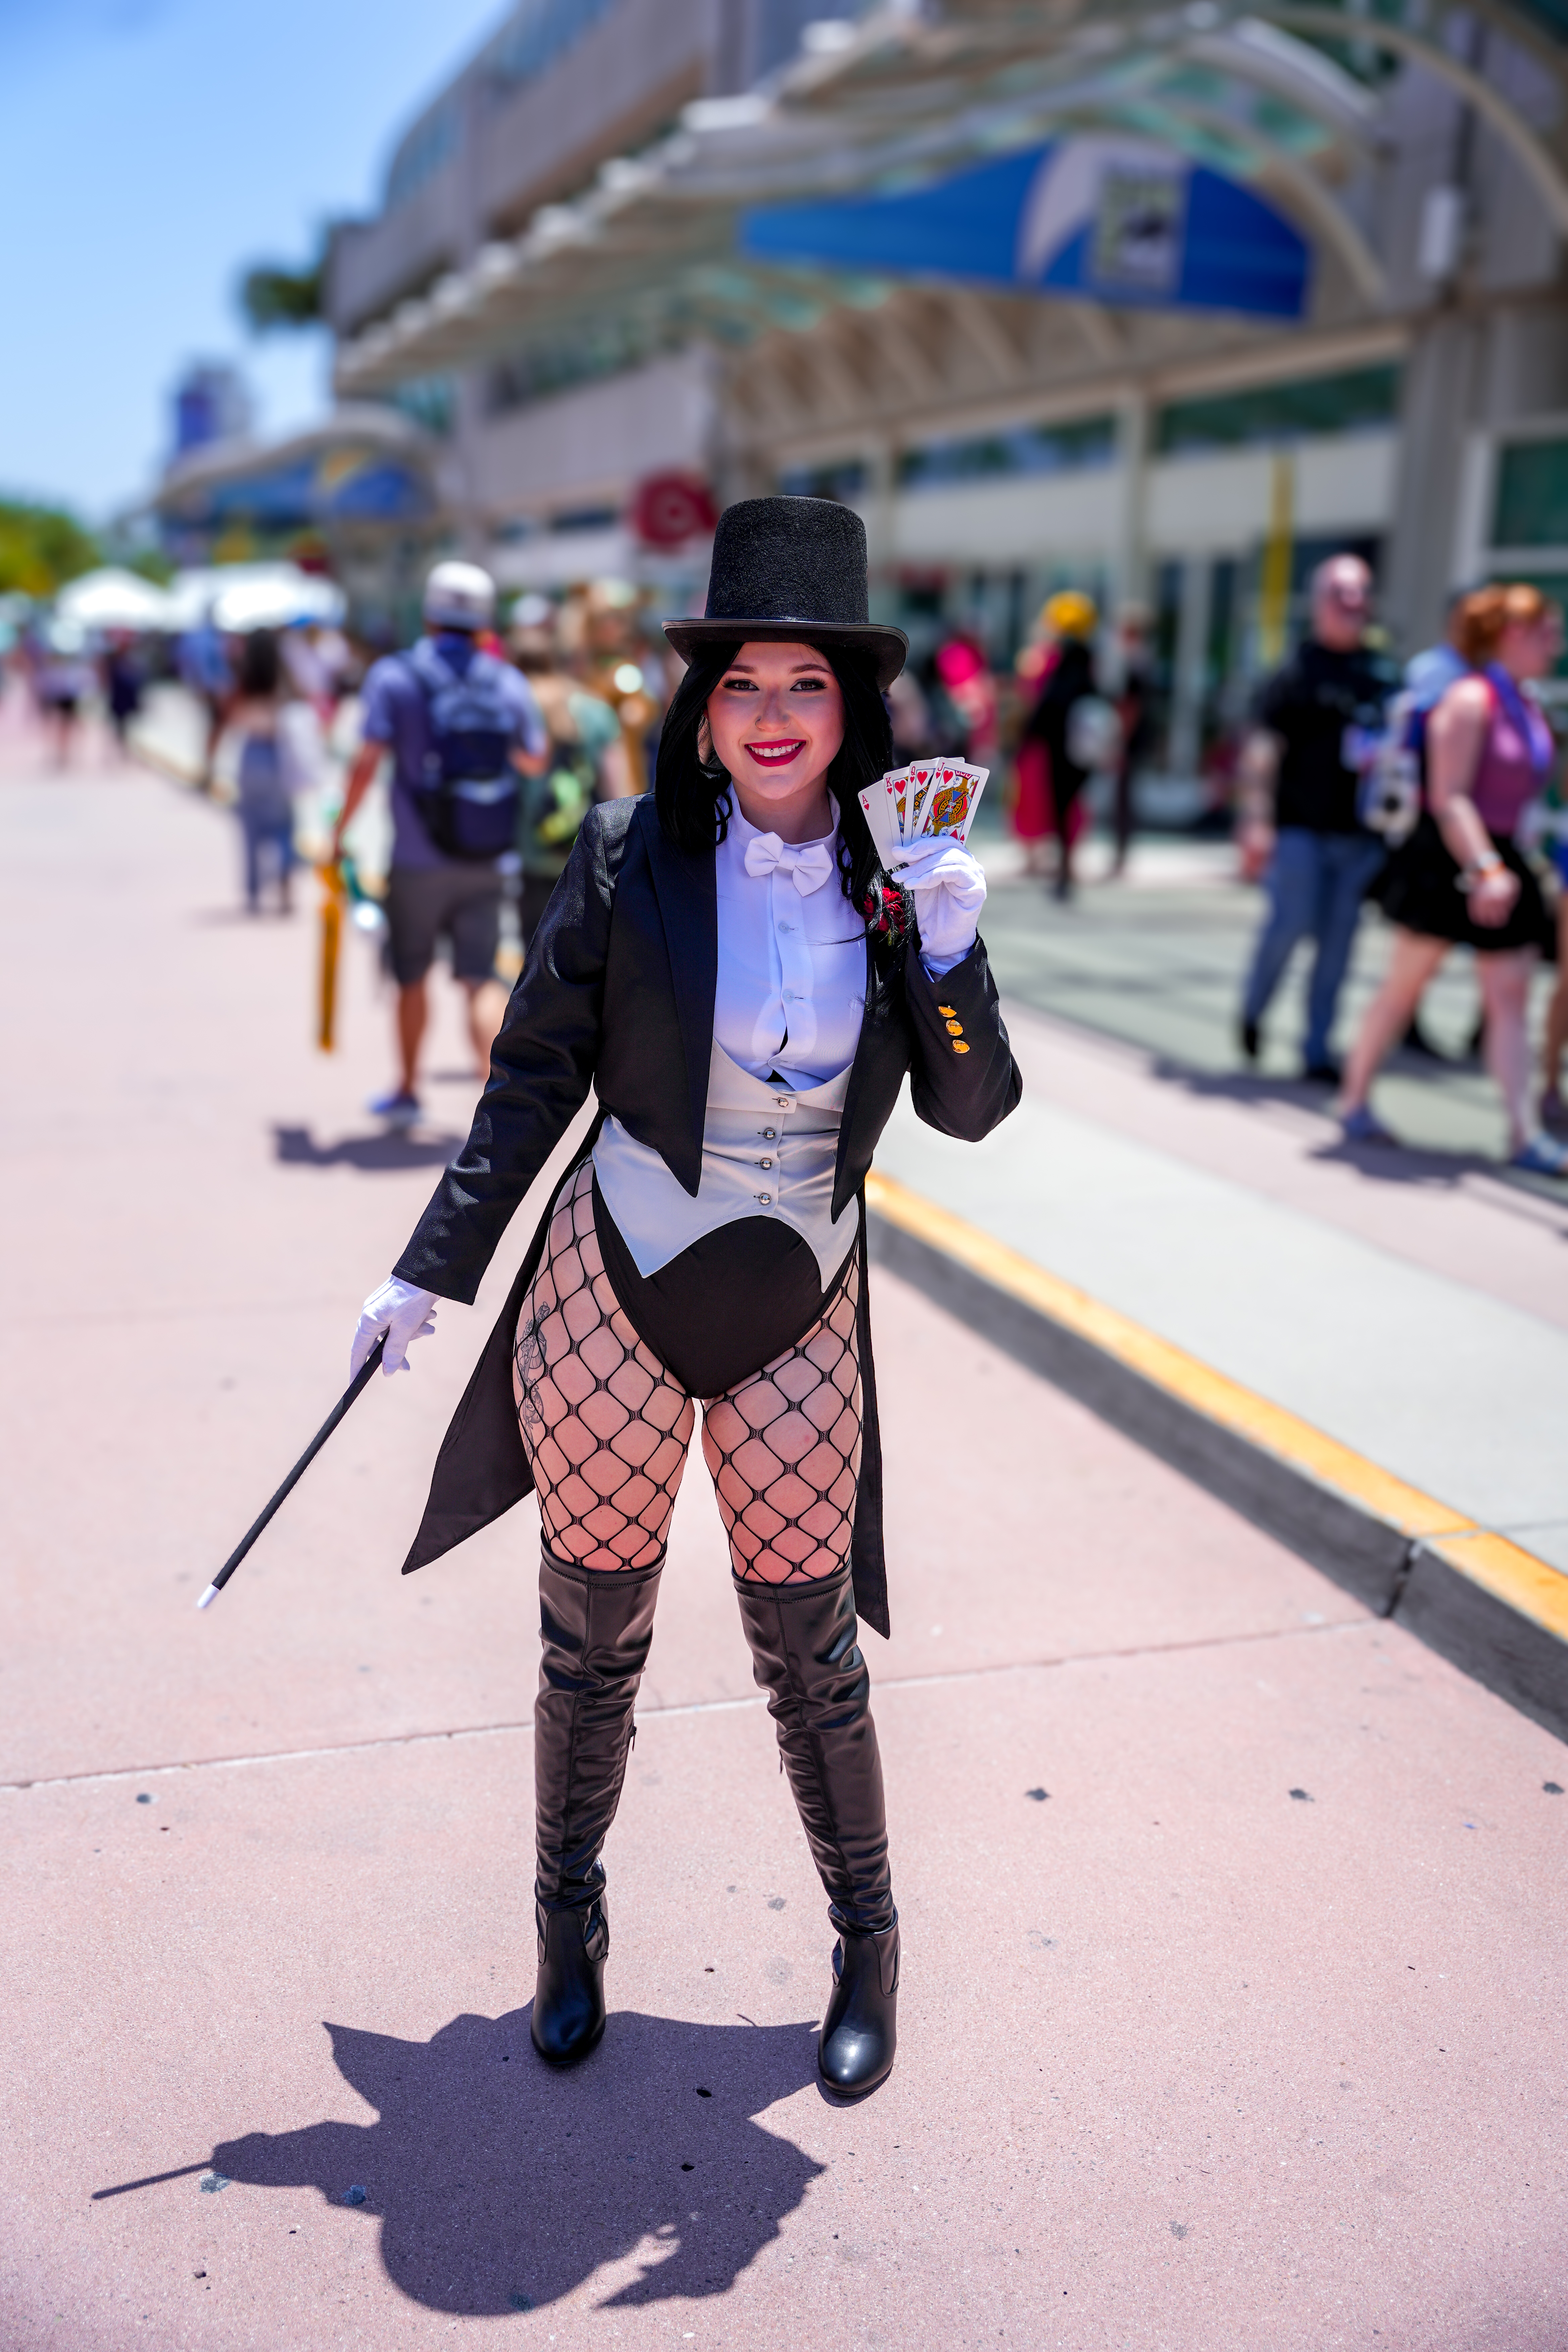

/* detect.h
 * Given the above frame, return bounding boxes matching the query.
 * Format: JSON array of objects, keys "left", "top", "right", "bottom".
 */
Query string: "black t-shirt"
[{"left": 1253, "top": 640, "right": 1396, "bottom": 833}]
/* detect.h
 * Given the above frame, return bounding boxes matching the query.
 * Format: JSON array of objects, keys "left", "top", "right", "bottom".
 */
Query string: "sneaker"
[
  {"left": 368, "top": 1088, "right": 421, "bottom": 1129},
  {"left": 1509, "top": 1133, "right": 1568, "bottom": 1178},
  {"left": 1340, "top": 1104, "right": 1398, "bottom": 1145},
  {"left": 1239, "top": 1017, "right": 1261, "bottom": 1064}
]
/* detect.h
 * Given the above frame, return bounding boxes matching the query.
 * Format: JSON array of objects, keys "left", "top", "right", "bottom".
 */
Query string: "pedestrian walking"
[
  {"left": 1110, "top": 604, "right": 1154, "bottom": 878},
  {"left": 229, "top": 629, "right": 308, "bottom": 916},
  {"left": 1236, "top": 554, "right": 1394, "bottom": 1082},
  {"left": 931, "top": 631, "right": 998, "bottom": 770},
  {"left": 330, "top": 561, "right": 547, "bottom": 1127},
  {"left": 1391, "top": 590, "right": 1479, "bottom": 1064},
  {"left": 509, "top": 610, "right": 623, "bottom": 949},
  {"left": 1017, "top": 591, "right": 1101, "bottom": 900},
  {"left": 178, "top": 609, "right": 234, "bottom": 791},
  {"left": 36, "top": 624, "right": 96, "bottom": 769},
  {"left": 102, "top": 636, "right": 144, "bottom": 751},
  {"left": 346, "top": 499, "right": 1020, "bottom": 2096},
  {"left": 1337, "top": 583, "right": 1566, "bottom": 1174}
]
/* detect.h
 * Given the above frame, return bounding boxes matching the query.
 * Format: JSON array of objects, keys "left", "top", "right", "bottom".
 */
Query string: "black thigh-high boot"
[
  {"left": 531, "top": 1549, "right": 662, "bottom": 2065},
  {"left": 732, "top": 1566, "right": 899, "bottom": 2098}
]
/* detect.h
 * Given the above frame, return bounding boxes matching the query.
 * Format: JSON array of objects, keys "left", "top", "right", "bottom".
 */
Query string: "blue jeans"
[
  {"left": 1242, "top": 827, "right": 1386, "bottom": 1068},
  {"left": 238, "top": 806, "right": 296, "bottom": 908}
]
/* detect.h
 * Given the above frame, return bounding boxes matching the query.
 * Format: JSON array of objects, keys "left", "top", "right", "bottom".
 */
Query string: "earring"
[{"left": 696, "top": 720, "right": 728, "bottom": 783}]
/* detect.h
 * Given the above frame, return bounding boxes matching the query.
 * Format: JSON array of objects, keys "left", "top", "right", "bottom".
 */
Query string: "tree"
[
  {"left": 239, "top": 256, "right": 324, "bottom": 333},
  {"left": 0, "top": 500, "right": 103, "bottom": 597}
]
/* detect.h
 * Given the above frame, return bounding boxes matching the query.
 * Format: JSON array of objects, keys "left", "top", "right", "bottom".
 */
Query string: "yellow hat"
[{"left": 1041, "top": 589, "right": 1097, "bottom": 639}]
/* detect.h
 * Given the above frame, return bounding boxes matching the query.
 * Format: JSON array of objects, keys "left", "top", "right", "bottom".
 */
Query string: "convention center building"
[{"left": 324, "top": 0, "right": 1568, "bottom": 761}]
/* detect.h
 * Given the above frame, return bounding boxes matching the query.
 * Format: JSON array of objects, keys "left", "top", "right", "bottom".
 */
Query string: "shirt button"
[
  {"left": 758, "top": 1193, "right": 772, "bottom": 1206},
  {"left": 763, "top": 1128, "right": 777, "bottom": 1139},
  {"left": 760, "top": 1157, "right": 773, "bottom": 1169}
]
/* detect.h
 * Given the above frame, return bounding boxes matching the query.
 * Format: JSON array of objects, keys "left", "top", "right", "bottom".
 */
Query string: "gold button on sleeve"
[
  {"left": 951, "top": 1039, "right": 971, "bottom": 1054},
  {"left": 945, "top": 1019, "right": 964, "bottom": 1035}
]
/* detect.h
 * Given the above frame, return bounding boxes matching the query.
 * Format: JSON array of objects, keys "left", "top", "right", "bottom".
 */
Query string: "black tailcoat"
[{"left": 392, "top": 792, "right": 1020, "bottom": 1635}]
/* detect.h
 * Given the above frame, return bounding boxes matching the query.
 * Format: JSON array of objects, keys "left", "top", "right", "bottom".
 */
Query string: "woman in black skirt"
[
  {"left": 348, "top": 499, "right": 1021, "bottom": 2096},
  {"left": 1338, "top": 583, "right": 1565, "bottom": 1176}
]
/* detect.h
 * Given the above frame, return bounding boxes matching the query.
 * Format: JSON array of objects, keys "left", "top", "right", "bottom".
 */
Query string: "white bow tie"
[{"left": 743, "top": 833, "right": 836, "bottom": 896}]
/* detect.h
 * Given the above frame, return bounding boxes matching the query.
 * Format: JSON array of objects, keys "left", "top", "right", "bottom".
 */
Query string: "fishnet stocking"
[
  {"left": 514, "top": 1162, "right": 694, "bottom": 1570},
  {"left": 700, "top": 1259, "right": 861, "bottom": 1583},
  {"left": 514, "top": 1161, "right": 863, "bottom": 1582}
]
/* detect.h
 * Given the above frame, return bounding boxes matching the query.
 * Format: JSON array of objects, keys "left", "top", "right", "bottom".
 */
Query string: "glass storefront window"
[
  {"left": 1156, "top": 365, "right": 1401, "bottom": 455},
  {"left": 1492, "top": 440, "right": 1568, "bottom": 549},
  {"left": 898, "top": 415, "right": 1117, "bottom": 491},
  {"left": 778, "top": 459, "right": 869, "bottom": 501}
]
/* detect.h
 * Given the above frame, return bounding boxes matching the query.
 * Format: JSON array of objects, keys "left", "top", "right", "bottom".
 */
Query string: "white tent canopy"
[
  {"left": 164, "top": 563, "right": 348, "bottom": 635},
  {"left": 55, "top": 568, "right": 177, "bottom": 632}
]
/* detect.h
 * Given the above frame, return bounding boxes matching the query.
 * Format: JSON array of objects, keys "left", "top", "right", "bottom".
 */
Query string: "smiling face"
[{"left": 702, "top": 639, "right": 845, "bottom": 842}]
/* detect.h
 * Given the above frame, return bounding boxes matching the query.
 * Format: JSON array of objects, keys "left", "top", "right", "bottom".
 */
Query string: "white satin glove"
[
  {"left": 351, "top": 1278, "right": 439, "bottom": 1379},
  {"left": 886, "top": 836, "right": 987, "bottom": 972}
]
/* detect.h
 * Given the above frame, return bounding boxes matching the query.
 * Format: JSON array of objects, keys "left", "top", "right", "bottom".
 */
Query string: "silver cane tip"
[{"left": 196, "top": 1584, "right": 220, "bottom": 1611}]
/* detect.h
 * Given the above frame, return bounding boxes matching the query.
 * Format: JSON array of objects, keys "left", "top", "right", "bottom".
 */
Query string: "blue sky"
[{"left": 0, "top": 0, "right": 507, "bottom": 520}]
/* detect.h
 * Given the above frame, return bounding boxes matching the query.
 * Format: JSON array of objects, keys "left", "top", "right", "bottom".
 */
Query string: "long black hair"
[{"left": 654, "top": 636, "right": 893, "bottom": 921}]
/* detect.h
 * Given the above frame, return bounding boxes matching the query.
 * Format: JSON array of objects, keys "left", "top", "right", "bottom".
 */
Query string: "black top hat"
[{"left": 663, "top": 496, "right": 908, "bottom": 691}]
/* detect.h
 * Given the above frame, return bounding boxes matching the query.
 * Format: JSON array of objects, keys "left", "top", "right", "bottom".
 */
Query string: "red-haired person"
[{"left": 1338, "top": 584, "right": 1565, "bottom": 1175}]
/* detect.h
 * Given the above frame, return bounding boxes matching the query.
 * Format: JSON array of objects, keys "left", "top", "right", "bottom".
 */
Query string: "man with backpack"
[{"left": 331, "top": 561, "right": 547, "bottom": 1127}]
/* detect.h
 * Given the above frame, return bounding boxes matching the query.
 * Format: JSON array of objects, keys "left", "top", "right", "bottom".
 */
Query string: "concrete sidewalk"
[
  {"left": 973, "top": 850, "right": 1564, "bottom": 1180},
  {"left": 2, "top": 727, "right": 1564, "bottom": 2352},
  {"left": 876, "top": 1004, "right": 1568, "bottom": 1577}
]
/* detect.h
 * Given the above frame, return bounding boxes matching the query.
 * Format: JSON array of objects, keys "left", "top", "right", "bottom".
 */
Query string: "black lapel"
[
  {"left": 640, "top": 795, "right": 717, "bottom": 1169},
  {"left": 837, "top": 935, "right": 874, "bottom": 1161},
  {"left": 835, "top": 932, "right": 899, "bottom": 1212}
]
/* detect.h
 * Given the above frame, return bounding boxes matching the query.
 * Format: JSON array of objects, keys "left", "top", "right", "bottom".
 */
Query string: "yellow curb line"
[{"left": 865, "top": 1168, "right": 1568, "bottom": 1647}]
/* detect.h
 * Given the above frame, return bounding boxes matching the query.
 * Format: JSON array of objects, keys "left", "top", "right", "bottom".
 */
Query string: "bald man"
[{"left": 1236, "top": 554, "right": 1396, "bottom": 1084}]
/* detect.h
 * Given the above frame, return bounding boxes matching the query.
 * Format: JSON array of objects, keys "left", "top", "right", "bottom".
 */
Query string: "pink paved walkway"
[{"left": 2, "top": 723, "right": 1564, "bottom": 2352}]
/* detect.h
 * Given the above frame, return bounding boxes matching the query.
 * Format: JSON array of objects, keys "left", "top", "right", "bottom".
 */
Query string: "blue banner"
[{"left": 741, "top": 138, "right": 1309, "bottom": 320}]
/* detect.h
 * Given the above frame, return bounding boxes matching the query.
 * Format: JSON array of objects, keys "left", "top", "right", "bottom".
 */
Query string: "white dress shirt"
[{"left": 714, "top": 803, "right": 868, "bottom": 1085}]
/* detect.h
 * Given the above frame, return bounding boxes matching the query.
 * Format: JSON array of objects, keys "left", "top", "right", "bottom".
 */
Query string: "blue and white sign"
[{"left": 741, "top": 137, "right": 1309, "bottom": 320}]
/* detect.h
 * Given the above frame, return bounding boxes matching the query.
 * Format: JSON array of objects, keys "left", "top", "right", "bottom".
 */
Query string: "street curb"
[{"left": 866, "top": 1172, "right": 1567, "bottom": 1746}]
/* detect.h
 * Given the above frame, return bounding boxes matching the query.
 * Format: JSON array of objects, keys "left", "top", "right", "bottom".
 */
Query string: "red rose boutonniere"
[{"left": 862, "top": 877, "right": 913, "bottom": 946}]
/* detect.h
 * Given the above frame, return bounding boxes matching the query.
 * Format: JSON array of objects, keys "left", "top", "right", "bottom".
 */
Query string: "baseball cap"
[{"left": 423, "top": 560, "right": 496, "bottom": 632}]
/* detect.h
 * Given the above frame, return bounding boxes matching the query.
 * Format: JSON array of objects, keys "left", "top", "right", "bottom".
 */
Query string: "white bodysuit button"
[
  {"left": 760, "top": 1157, "right": 773, "bottom": 1169},
  {"left": 758, "top": 1192, "right": 772, "bottom": 1206}
]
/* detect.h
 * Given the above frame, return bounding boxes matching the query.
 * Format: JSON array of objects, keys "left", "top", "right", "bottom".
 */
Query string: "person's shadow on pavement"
[
  {"left": 272, "top": 1123, "right": 462, "bottom": 1172},
  {"left": 208, "top": 2005, "right": 824, "bottom": 2315}
]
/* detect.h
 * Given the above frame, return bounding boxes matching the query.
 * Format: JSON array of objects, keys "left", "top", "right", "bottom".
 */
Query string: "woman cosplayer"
[{"left": 351, "top": 500, "right": 1020, "bottom": 2097}]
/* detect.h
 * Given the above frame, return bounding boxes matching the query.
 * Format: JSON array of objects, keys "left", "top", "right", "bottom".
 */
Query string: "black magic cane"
[{"left": 196, "top": 1335, "right": 386, "bottom": 1609}]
